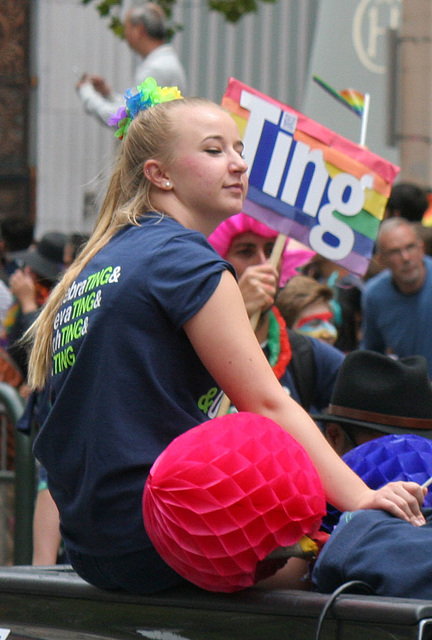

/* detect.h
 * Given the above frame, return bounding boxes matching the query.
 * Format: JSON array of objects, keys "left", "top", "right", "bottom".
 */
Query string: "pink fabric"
[
  {"left": 208, "top": 213, "right": 315, "bottom": 286},
  {"left": 143, "top": 412, "right": 325, "bottom": 593},
  {"left": 208, "top": 213, "right": 279, "bottom": 258},
  {"left": 280, "top": 247, "right": 316, "bottom": 286}
]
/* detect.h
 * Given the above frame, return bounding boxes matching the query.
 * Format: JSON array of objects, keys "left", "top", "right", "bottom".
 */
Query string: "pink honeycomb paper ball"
[{"left": 143, "top": 412, "right": 326, "bottom": 592}]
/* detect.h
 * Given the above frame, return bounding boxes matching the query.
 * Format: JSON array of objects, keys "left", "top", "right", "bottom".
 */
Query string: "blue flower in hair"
[{"left": 108, "top": 77, "right": 183, "bottom": 140}]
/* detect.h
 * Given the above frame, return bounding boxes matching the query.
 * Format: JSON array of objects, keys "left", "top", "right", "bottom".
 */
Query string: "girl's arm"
[{"left": 184, "top": 270, "right": 426, "bottom": 526}]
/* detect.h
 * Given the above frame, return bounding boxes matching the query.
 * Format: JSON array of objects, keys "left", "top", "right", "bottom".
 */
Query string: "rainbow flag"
[
  {"left": 222, "top": 78, "right": 400, "bottom": 276},
  {"left": 313, "top": 75, "right": 365, "bottom": 117}
]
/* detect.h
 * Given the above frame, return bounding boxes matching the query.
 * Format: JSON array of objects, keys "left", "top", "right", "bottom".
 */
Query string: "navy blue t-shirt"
[{"left": 34, "top": 217, "right": 234, "bottom": 556}]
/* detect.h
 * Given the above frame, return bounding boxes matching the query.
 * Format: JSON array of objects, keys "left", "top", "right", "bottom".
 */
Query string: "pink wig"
[{"left": 208, "top": 213, "right": 315, "bottom": 286}]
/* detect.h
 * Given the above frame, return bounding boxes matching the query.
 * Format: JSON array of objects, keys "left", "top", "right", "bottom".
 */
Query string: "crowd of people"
[
  {"left": 3, "top": 0, "right": 432, "bottom": 605},
  {"left": 0, "top": 217, "right": 88, "bottom": 564}
]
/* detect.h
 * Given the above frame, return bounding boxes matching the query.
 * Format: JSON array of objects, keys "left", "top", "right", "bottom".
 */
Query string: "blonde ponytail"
[{"left": 27, "top": 96, "right": 219, "bottom": 388}]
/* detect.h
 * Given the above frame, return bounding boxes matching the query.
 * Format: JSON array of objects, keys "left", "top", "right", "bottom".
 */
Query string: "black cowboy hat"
[
  {"left": 16, "top": 232, "right": 67, "bottom": 283},
  {"left": 312, "top": 350, "right": 432, "bottom": 439}
]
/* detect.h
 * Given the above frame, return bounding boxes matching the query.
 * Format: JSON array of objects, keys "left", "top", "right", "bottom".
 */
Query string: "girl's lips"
[{"left": 225, "top": 183, "right": 244, "bottom": 192}]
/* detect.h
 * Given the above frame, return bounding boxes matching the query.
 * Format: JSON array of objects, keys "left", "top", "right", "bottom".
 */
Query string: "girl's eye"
[{"left": 206, "top": 148, "right": 222, "bottom": 155}]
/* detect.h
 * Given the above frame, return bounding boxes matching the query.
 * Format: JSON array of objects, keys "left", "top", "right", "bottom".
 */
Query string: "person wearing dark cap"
[
  {"left": 313, "top": 350, "right": 432, "bottom": 533},
  {"left": 311, "top": 350, "right": 432, "bottom": 599},
  {"left": 13, "top": 232, "right": 67, "bottom": 284},
  {"left": 1, "top": 231, "right": 67, "bottom": 566},
  {"left": 313, "top": 349, "right": 432, "bottom": 454},
  {"left": 2, "top": 232, "right": 67, "bottom": 380}
]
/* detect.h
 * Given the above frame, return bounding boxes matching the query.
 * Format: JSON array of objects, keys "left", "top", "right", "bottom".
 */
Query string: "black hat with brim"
[
  {"left": 15, "top": 232, "right": 67, "bottom": 282},
  {"left": 311, "top": 351, "right": 432, "bottom": 440}
]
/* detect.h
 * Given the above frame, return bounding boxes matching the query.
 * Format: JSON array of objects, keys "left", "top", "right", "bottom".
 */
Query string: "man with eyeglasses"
[{"left": 361, "top": 217, "right": 432, "bottom": 376}]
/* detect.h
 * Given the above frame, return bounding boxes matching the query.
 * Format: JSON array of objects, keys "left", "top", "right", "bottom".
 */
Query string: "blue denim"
[{"left": 66, "top": 545, "right": 186, "bottom": 595}]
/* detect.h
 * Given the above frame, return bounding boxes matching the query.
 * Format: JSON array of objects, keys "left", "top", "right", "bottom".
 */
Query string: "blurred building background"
[{"left": 0, "top": 0, "right": 430, "bottom": 237}]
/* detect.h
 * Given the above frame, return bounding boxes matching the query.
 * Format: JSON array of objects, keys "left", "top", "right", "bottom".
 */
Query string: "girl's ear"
[{"left": 144, "top": 160, "right": 172, "bottom": 191}]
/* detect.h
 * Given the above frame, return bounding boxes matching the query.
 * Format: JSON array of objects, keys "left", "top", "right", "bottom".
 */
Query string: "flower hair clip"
[{"left": 108, "top": 77, "right": 183, "bottom": 140}]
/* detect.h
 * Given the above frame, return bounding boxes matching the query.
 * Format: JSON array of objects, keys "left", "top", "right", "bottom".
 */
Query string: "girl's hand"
[{"left": 355, "top": 482, "right": 427, "bottom": 526}]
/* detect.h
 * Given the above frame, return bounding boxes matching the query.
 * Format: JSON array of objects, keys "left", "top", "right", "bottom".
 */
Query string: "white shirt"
[{"left": 77, "top": 44, "right": 188, "bottom": 126}]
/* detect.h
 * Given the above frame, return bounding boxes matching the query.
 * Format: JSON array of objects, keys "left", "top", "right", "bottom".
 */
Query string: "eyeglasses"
[{"left": 381, "top": 242, "right": 421, "bottom": 260}]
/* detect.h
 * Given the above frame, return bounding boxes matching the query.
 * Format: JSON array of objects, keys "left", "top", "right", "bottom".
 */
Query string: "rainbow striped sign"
[{"left": 222, "top": 78, "right": 400, "bottom": 276}]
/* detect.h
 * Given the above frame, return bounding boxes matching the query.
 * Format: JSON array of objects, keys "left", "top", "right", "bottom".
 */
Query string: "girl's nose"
[{"left": 230, "top": 153, "right": 248, "bottom": 174}]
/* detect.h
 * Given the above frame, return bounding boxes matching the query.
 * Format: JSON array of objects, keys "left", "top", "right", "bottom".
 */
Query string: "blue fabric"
[
  {"left": 361, "top": 256, "right": 432, "bottom": 377},
  {"left": 322, "top": 435, "right": 432, "bottom": 533},
  {"left": 66, "top": 545, "right": 186, "bottom": 594},
  {"left": 278, "top": 336, "right": 344, "bottom": 412},
  {"left": 17, "top": 384, "right": 52, "bottom": 434},
  {"left": 312, "top": 508, "right": 432, "bottom": 599},
  {"left": 34, "top": 217, "right": 234, "bottom": 558}
]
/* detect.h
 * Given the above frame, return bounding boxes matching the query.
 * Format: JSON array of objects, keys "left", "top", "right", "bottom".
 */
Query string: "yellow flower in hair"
[{"left": 160, "top": 86, "right": 183, "bottom": 102}]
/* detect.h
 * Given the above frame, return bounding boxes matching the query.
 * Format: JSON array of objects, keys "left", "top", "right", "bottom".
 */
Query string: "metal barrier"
[{"left": 0, "top": 383, "right": 33, "bottom": 565}]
